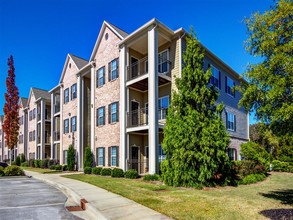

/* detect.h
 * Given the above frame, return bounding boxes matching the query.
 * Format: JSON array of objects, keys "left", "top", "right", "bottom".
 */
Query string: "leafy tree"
[
  {"left": 239, "top": 0, "right": 293, "bottom": 136},
  {"left": 3, "top": 55, "right": 20, "bottom": 164},
  {"left": 67, "top": 145, "right": 75, "bottom": 171},
  {"left": 161, "top": 30, "right": 231, "bottom": 187},
  {"left": 84, "top": 145, "right": 93, "bottom": 168}
]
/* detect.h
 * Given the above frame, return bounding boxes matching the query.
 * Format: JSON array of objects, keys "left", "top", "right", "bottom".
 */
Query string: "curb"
[{"left": 25, "top": 171, "right": 108, "bottom": 220}]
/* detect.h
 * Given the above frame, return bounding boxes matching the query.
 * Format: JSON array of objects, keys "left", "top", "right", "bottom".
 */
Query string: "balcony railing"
[
  {"left": 45, "top": 134, "right": 51, "bottom": 144},
  {"left": 37, "top": 136, "right": 41, "bottom": 144},
  {"left": 54, "top": 104, "right": 60, "bottom": 114},
  {"left": 54, "top": 132, "right": 60, "bottom": 141},
  {"left": 45, "top": 114, "right": 51, "bottom": 120},
  {"left": 126, "top": 107, "right": 168, "bottom": 128}
]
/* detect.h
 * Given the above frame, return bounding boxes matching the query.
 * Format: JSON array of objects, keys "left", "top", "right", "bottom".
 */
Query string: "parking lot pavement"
[{"left": 0, "top": 177, "right": 82, "bottom": 220}]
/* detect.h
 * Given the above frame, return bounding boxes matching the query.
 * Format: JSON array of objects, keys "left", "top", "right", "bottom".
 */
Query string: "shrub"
[
  {"left": 20, "top": 154, "right": 26, "bottom": 163},
  {"left": 111, "top": 168, "right": 124, "bottom": 178},
  {"left": 62, "top": 165, "right": 68, "bottom": 171},
  {"left": 34, "top": 160, "right": 40, "bottom": 168},
  {"left": 0, "top": 166, "right": 4, "bottom": 176},
  {"left": 84, "top": 146, "right": 93, "bottom": 168},
  {"left": 124, "top": 169, "right": 138, "bottom": 179},
  {"left": 239, "top": 173, "right": 266, "bottom": 185},
  {"left": 55, "top": 165, "right": 62, "bottom": 171},
  {"left": 272, "top": 160, "right": 292, "bottom": 172},
  {"left": 15, "top": 156, "right": 21, "bottom": 166},
  {"left": 29, "top": 159, "right": 35, "bottom": 167},
  {"left": 40, "top": 159, "right": 49, "bottom": 169},
  {"left": 4, "top": 166, "right": 25, "bottom": 176},
  {"left": 67, "top": 145, "right": 75, "bottom": 171},
  {"left": 143, "top": 174, "right": 160, "bottom": 181},
  {"left": 11, "top": 161, "right": 17, "bottom": 166},
  {"left": 21, "top": 161, "right": 28, "bottom": 167},
  {"left": 101, "top": 168, "right": 112, "bottom": 176},
  {"left": 48, "top": 159, "right": 57, "bottom": 167},
  {"left": 84, "top": 167, "right": 92, "bottom": 174},
  {"left": 49, "top": 165, "right": 56, "bottom": 170},
  {"left": 92, "top": 167, "right": 102, "bottom": 175}
]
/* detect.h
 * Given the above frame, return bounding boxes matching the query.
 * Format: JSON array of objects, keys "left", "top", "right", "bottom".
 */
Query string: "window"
[
  {"left": 158, "top": 96, "right": 169, "bottom": 120},
  {"left": 19, "top": 135, "right": 23, "bottom": 144},
  {"left": 71, "top": 84, "right": 77, "bottom": 100},
  {"left": 109, "top": 146, "right": 118, "bottom": 167},
  {"left": 228, "top": 148, "right": 237, "bottom": 160},
  {"left": 29, "top": 132, "right": 32, "bottom": 142},
  {"left": 209, "top": 65, "right": 221, "bottom": 89},
  {"left": 33, "top": 130, "right": 35, "bottom": 141},
  {"left": 33, "top": 108, "right": 36, "bottom": 119},
  {"left": 64, "top": 88, "right": 69, "bottom": 104},
  {"left": 29, "top": 110, "right": 32, "bottom": 121},
  {"left": 96, "top": 147, "right": 105, "bottom": 166},
  {"left": 225, "top": 76, "right": 235, "bottom": 97},
  {"left": 226, "top": 112, "right": 236, "bottom": 131},
  {"left": 64, "top": 119, "right": 69, "bottom": 134},
  {"left": 96, "top": 66, "right": 105, "bottom": 87},
  {"left": 109, "top": 102, "right": 119, "bottom": 123},
  {"left": 96, "top": 107, "right": 105, "bottom": 126},
  {"left": 108, "top": 58, "right": 119, "bottom": 81},
  {"left": 71, "top": 116, "right": 76, "bottom": 132},
  {"left": 158, "top": 145, "right": 166, "bottom": 163},
  {"left": 158, "top": 50, "right": 169, "bottom": 73}
]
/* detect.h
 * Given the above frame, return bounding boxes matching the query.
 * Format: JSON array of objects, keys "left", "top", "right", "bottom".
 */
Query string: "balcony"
[
  {"left": 54, "top": 132, "right": 60, "bottom": 141},
  {"left": 45, "top": 134, "right": 51, "bottom": 144},
  {"left": 54, "top": 104, "right": 60, "bottom": 114},
  {"left": 127, "top": 57, "right": 148, "bottom": 81}
]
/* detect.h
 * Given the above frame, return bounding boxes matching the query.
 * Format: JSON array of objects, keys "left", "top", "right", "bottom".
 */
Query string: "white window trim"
[
  {"left": 210, "top": 65, "right": 220, "bottom": 89},
  {"left": 158, "top": 49, "right": 169, "bottom": 74},
  {"left": 111, "top": 146, "right": 117, "bottom": 167},
  {"left": 226, "top": 76, "right": 235, "bottom": 97},
  {"left": 227, "top": 112, "right": 235, "bottom": 131},
  {"left": 111, "top": 59, "right": 117, "bottom": 81},
  {"left": 97, "top": 67, "right": 105, "bottom": 87}
]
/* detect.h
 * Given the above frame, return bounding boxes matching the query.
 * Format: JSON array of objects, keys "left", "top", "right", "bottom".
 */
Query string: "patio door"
[
  {"left": 131, "top": 146, "right": 139, "bottom": 172},
  {"left": 131, "top": 101, "right": 139, "bottom": 126},
  {"left": 131, "top": 57, "right": 139, "bottom": 78}
]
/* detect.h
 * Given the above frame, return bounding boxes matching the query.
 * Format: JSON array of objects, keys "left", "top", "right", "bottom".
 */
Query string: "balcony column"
[
  {"left": 60, "top": 86, "right": 64, "bottom": 164},
  {"left": 77, "top": 75, "right": 83, "bottom": 170},
  {"left": 41, "top": 99, "right": 45, "bottom": 159},
  {"left": 90, "top": 65, "right": 95, "bottom": 155},
  {"left": 50, "top": 93, "right": 54, "bottom": 159},
  {"left": 148, "top": 24, "right": 159, "bottom": 174},
  {"left": 119, "top": 45, "right": 127, "bottom": 171}
]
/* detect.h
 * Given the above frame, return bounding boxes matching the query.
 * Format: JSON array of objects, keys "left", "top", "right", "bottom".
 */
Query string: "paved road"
[{"left": 0, "top": 176, "right": 82, "bottom": 220}]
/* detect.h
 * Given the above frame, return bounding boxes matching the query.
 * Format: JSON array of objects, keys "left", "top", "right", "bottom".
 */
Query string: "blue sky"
[{"left": 0, "top": 0, "right": 273, "bottom": 124}]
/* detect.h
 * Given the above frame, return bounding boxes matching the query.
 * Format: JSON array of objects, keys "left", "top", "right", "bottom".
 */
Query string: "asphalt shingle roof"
[
  {"left": 32, "top": 88, "right": 51, "bottom": 101},
  {"left": 106, "top": 21, "right": 128, "bottom": 38},
  {"left": 20, "top": 97, "right": 28, "bottom": 108},
  {"left": 70, "top": 54, "right": 88, "bottom": 69}
]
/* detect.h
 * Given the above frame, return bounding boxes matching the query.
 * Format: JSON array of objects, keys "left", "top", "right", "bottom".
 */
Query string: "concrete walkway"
[{"left": 25, "top": 171, "right": 171, "bottom": 220}]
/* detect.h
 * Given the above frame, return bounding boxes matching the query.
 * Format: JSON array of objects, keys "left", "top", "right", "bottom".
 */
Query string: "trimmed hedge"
[
  {"left": 92, "top": 167, "right": 102, "bottom": 175},
  {"left": 4, "top": 166, "right": 25, "bottom": 176},
  {"left": 21, "top": 161, "right": 28, "bottom": 167},
  {"left": 272, "top": 160, "right": 293, "bottom": 172},
  {"left": 29, "top": 159, "right": 35, "bottom": 167},
  {"left": 49, "top": 165, "right": 56, "bottom": 170},
  {"left": 111, "top": 168, "right": 124, "bottom": 178},
  {"left": 124, "top": 169, "right": 138, "bottom": 179},
  {"left": 84, "top": 167, "right": 92, "bottom": 174},
  {"left": 55, "top": 165, "right": 62, "bottom": 171},
  {"left": 101, "top": 168, "right": 112, "bottom": 176},
  {"left": 143, "top": 174, "right": 160, "bottom": 181},
  {"left": 239, "top": 173, "right": 266, "bottom": 185},
  {"left": 34, "top": 160, "right": 41, "bottom": 168}
]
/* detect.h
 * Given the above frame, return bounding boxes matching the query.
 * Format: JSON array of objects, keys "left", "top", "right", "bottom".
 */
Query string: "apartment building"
[
  {"left": 26, "top": 88, "right": 51, "bottom": 159},
  {"left": 18, "top": 98, "right": 28, "bottom": 158}
]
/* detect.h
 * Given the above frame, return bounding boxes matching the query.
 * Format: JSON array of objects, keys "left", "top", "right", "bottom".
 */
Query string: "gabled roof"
[
  {"left": 27, "top": 87, "right": 50, "bottom": 106},
  {"left": 19, "top": 97, "right": 28, "bottom": 108},
  {"left": 59, "top": 54, "right": 88, "bottom": 84},
  {"left": 90, "top": 21, "right": 128, "bottom": 61}
]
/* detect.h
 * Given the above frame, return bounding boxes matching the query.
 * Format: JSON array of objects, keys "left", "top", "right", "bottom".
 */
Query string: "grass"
[
  {"left": 64, "top": 172, "right": 293, "bottom": 220},
  {"left": 22, "top": 167, "right": 63, "bottom": 174}
]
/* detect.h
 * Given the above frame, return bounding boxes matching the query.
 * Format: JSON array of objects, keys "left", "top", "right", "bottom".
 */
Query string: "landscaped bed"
[{"left": 64, "top": 172, "right": 293, "bottom": 220}]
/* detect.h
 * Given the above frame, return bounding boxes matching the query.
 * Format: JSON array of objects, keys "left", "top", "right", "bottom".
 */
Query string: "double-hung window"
[
  {"left": 71, "top": 84, "right": 77, "bottom": 100},
  {"left": 97, "top": 66, "right": 105, "bottom": 87},
  {"left": 158, "top": 96, "right": 169, "bottom": 120},
  {"left": 71, "top": 116, "right": 76, "bottom": 132},
  {"left": 109, "top": 146, "right": 118, "bottom": 167},
  {"left": 158, "top": 145, "right": 166, "bottom": 163},
  {"left": 226, "top": 112, "right": 236, "bottom": 131},
  {"left": 225, "top": 76, "right": 235, "bottom": 97},
  {"left": 108, "top": 58, "right": 119, "bottom": 81},
  {"left": 109, "top": 102, "right": 119, "bottom": 123},
  {"left": 96, "top": 147, "right": 105, "bottom": 166},
  {"left": 210, "top": 65, "right": 221, "bottom": 89},
  {"left": 96, "top": 107, "right": 105, "bottom": 126},
  {"left": 64, "top": 88, "right": 69, "bottom": 103},
  {"left": 158, "top": 50, "right": 169, "bottom": 74},
  {"left": 64, "top": 119, "right": 69, "bottom": 134}
]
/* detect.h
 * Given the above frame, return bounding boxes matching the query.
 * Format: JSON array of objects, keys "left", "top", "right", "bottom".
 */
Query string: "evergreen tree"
[
  {"left": 67, "top": 145, "right": 75, "bottom": 171},
  {"left": 239, "top": 0, "right": 293, "bottom": 136},
  {"left": 84, "top": 145, "right": 93, "bottom": 168},
  {"left": 161, "top": 30, "right": 230, "bottom": 187},
  {"left": 3, "top": 55, "right": 20, "bottom": 164}
]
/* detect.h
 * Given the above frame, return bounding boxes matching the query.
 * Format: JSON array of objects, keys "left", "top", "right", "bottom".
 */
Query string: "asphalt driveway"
[{"left": 0, "top": 176, "right": 81, "bottom": 220}]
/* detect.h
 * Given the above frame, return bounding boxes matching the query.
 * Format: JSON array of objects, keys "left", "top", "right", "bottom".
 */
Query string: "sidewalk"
[{"left": 25, "top": 171, "right": 171, "bottom": 220}]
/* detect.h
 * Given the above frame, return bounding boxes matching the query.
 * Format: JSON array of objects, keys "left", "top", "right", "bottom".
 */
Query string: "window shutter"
[
  {"left": 116, "top": 102, "right": 119, "bottom": 122},
  {"left": 225, "top": 76, "right": 227, "bottom": 93},
  {"left": 108, "top": 62, "right": 111, "bottom": 81},
  {"left": 102, "top": 148, "right": 105, "bottom": 166},
  {"left": 70, "top": 118, "right": 72, "bottom": 132},
  {"left": 225, "top": 112, "right": 228, "bottom": 129},
  {"left": 233, "top": 81, "right": 236, "bottom": 97},
  {"left": 96, "top": 71, "right": 99, "bottom": 88},
  {"left": 219, "top": 71, "right": 221, "bottom": 89},
  {"left": 108, "top": 147, "right": 111, "bottom": 166},
  {"left": 96, "top": 109, "right": 98, "bottom": 126},
  {"left": 116, "top": 146, "right": 119, "bottom": 167},
  {"left": 103, "top": 107, "right": 105, "bottom": 125},
  {"left": 108, "top": 104, "right": 111, "bottom": 124},
  {"left": 116, "top": 58, "right": 119, "bottom": 78},
  {"left": 234, "top": 114, "right": 236, "bottom": 131}
]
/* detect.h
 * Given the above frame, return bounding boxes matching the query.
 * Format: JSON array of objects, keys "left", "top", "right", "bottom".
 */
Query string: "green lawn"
[
  {"left": 22, "top": 167, "right": 63, "bottom": 174},
  {"left": 64, "top": 172, "right": 293, "bottom": 220}
]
